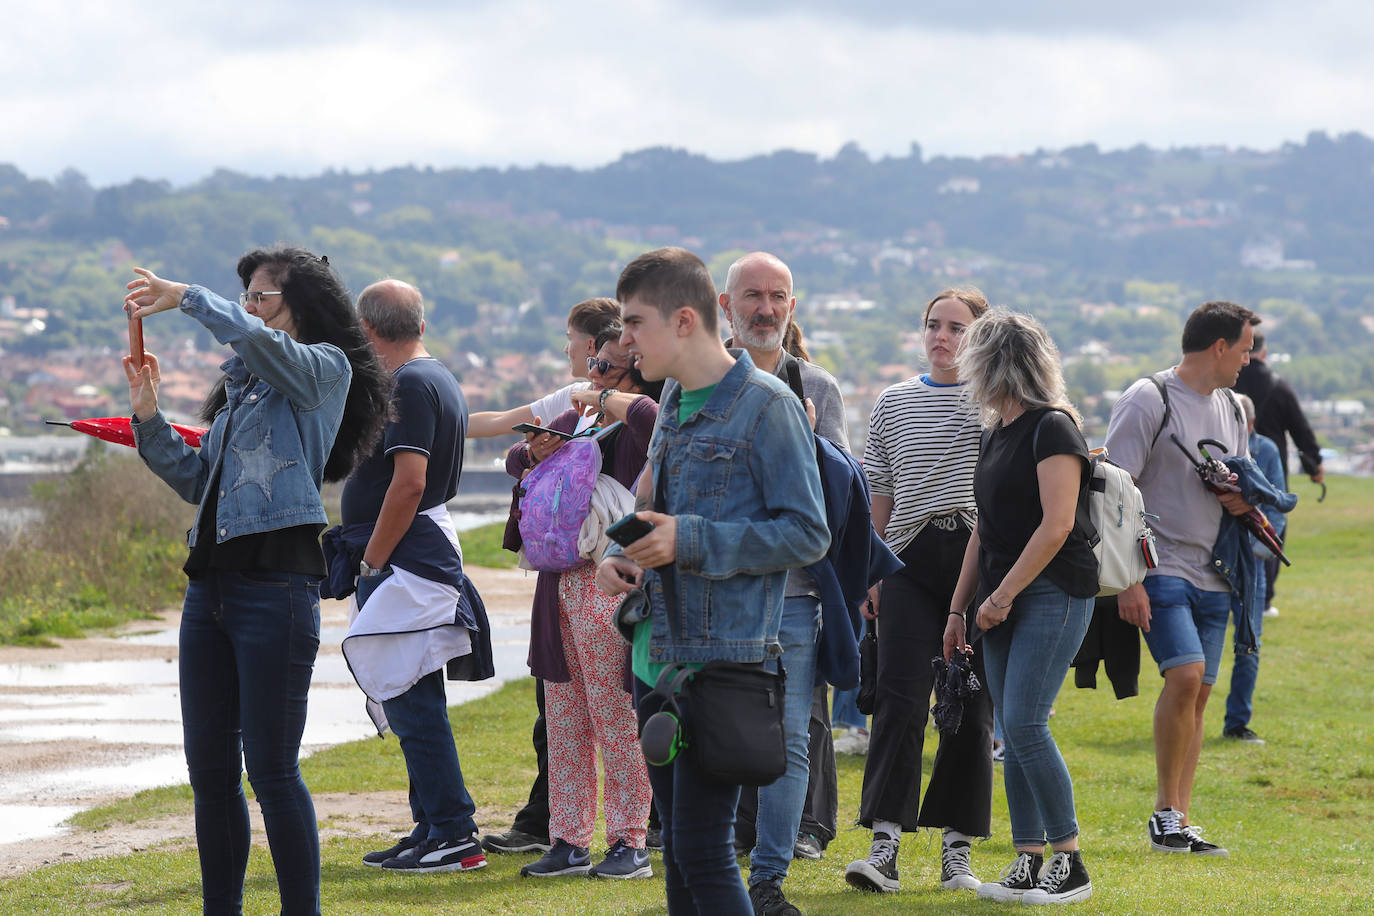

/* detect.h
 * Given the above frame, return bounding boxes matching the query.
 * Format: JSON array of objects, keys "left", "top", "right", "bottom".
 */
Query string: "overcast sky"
[{"left": 6, "top": 1, "right": 1371, "bottom": 188}]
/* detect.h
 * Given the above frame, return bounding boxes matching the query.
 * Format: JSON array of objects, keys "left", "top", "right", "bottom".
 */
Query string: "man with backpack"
[
  {"left": 596, "top": 247, "right": 829, "bottom": 914},
  {"left": 1104, "top": 300, "right": 1260, "bottom": 860}
]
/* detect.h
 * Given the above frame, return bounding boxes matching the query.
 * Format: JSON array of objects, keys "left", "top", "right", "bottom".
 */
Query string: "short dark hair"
[
  {"left": 1180, "top": 300, "right": 1260, "bottom": 353},
  {"left": 615, "top": 247, "right": 718, "bottom": 334},
  {"left": 1251, "top": 332, "right": 1266, "bottom": 352},
  {"left": 567, "top": 297, "right": 622, "bottom": 338},
  {"left": 357, "top": 279, "right": 424, "bottom": 342}
]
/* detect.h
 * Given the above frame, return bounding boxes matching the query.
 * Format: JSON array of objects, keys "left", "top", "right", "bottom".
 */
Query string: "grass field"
[{"left": 3, "top": 476, "right": 1370, "bottom": 914}]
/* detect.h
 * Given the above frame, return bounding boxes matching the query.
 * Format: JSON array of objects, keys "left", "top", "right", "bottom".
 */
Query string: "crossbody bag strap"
[{"left": 653, "top": 446, "right": 682, "bottom": 637}]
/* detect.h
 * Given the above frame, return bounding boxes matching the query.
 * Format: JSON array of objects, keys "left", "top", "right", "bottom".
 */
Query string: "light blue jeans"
[
  {"left": 831, "top": 686, "right": 867, "bottom": 731},
  {"left": 750, "top": 595, "right": 821, "bottom": 885},
  {"left": 1225, "top": 565, "right": 1266, "bottom": 732},
  {"left": 981, "top": 575, "right": 1091, "bottom": 848}
]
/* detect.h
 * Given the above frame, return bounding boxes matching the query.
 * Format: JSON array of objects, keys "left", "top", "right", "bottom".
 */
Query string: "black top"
[
  {"left": 1234, "top": 358, "right": 1322, "bottom": 484},
  {"left": 341, "top": 357, "right": 468, "bottom": 525},
  {"left": 184, "top": 464, "right": 325, "bottom": 577},
  {"left": 974, "top": 407, "right": 1098, "bottom": 600}
]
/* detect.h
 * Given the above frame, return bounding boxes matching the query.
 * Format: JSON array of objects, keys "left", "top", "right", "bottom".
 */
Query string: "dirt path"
[{"left": 0, "top": 565, "right": 535, "bottom": 878}]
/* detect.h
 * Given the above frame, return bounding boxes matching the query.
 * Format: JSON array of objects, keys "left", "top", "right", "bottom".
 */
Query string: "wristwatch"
[
  {"left": 599, "top": 388, "right": 614, "bottom": 411},
  {"left": 359, "top": 559, "right": 386, "bottom": 578}
]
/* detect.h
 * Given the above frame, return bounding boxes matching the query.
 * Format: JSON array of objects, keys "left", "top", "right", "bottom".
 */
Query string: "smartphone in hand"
[
  {"left": 512, "top": 422, "right": 573, "bottom": 439},
  {"left": 606, "top": 513, "right": 654, "bottom": 547}
]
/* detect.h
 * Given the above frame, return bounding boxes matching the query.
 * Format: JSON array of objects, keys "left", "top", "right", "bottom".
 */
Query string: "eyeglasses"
[
  {"left": 239, "top": 291, "right": 284, "bottom": 307},
  {"left": 587, "top": 357, "right": 630, "bottom": 376}
]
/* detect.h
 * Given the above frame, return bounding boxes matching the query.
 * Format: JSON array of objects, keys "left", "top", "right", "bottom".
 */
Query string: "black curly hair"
[{"left": 198, "top": 246, "right": 391, "bottom": 481}]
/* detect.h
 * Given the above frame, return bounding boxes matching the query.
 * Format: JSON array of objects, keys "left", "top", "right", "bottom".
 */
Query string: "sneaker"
[
  {"left": 844, "top": 832, "right": 899, "bottom": 893},
  {"left": 1022, "top": 850, "right": 1092, "bottom": 905},
  {"left": 749, "top": 877, "right": 802, "bottom": 916},
  {"left": 481, "top": 827, "right": 552, "bottom": 854},
  {"left": 589, "top": 840, "right": 652, "bottom": 879},
  {"left": 520, "top": 839, "right": 593, "bottom": 877},
  {"left": 1263, "top": 605, "right": 1280, "bottom": 618},
  {"left": 1222, "top": 725, "right": 1266, "bottom": 744},
  {"left": 645, "top": 826, "right": 663, "bottom": 850},
  {"left": 380, "top": 834, "right": 487, "bottom": 873},
  {"left": 793, "top": 831, "right": 824, "bottom": 860},
  {"left": 976, "top": 851, "right": 1043, "bottom": 901},
  {"left": 362, "top": 834, "right": 419, "bottom": 867},
  {"left": 991, "top": 741, "right": 1005, "bottom": 763},
  {"left": 1180, "top": 824, "right": 1228, "bottom": 857},
  {"left": 1148, "top": 807, "right": 1191, "bottom": 852},
  {"left": 833, "top": 726, "right": 870, "bottom": 755},
  {"left": 940, "top": 838, "right": 980, "bottom": 890}
]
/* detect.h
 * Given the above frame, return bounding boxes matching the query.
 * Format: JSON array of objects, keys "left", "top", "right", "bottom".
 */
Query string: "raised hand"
[{"left": 125, "top": 267, "right": 189, "bottom": 321}]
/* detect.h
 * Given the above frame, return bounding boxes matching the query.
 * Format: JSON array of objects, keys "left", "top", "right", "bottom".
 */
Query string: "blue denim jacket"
[
  {"left": 611, "top": 351, "right": 830, "bottom": 665},
  {"left": 133, "top": 286, "right": 351, "bottom": 546},
  {"left": 1213, "top": 455, "right": 1299, "bottom": 653}
]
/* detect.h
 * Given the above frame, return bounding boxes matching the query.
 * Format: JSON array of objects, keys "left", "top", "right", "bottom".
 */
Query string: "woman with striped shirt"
[{"left": 843, "top": 288, "right": 994, "bottom": 896}]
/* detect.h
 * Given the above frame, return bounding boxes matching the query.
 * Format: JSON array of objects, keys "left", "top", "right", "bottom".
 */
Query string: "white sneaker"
[
  {"left": 1263, "top": 605, "right": 1280, "bottom": 618},
  {"left": 833, "top": 727, "right": 870, "bottom": 756}
]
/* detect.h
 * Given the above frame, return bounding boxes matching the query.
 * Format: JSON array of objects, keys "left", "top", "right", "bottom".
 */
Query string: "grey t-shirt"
[{"left": 1104, "top": 369, "right": 1248, "bottom": 592}]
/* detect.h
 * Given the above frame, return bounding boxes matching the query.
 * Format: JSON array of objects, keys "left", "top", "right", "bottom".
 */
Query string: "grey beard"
[{"left": 731, "top": 317, "right": 787, "bottom": 352}]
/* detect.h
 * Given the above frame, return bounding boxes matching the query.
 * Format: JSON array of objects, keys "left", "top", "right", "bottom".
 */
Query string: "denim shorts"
[{"left": 1142, "top": 575, "right": 1232, "bottom": 684}]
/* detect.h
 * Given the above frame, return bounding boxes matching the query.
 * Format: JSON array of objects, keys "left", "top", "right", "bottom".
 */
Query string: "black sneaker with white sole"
[
  {"left": 363, "top": 834, "right": 420, "bottom": 867},
  {"left": 1022, "top": 850, "right": 1092, "bottom": 905},
  {"left": 1148, "top": 807, "right": 1191, "bottom": 852},
  {"left": 1180, "top": 824, "right": 1228, "bottom": 857},
  {"left": 844, "top": 832, "right": 899, "bottom": 893},
  {"left": 480, "top": 828, "right": 552, "bottom": 854},
  {"left": 976, "top": 851, "right": 1043, "bottom": 901},
  {"left": 793, "top": 831, "right": 824, "bottom": 860},
  {"left": 940, "top": 838, "right": 980, "bottom": 890},
  {"left": 380, "top": 834, "right": 487, "bottom": 873},
  {"left": 520, "top": 839, "right": 593, "bottom": 877},
  {"left": 589, "top": 840, "right": 652, "bottom": 879},
  {"left": 749, "top": 877, "right": 802, "bottom": 916}
]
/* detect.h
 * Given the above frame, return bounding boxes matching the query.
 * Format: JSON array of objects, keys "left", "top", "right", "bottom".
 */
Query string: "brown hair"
[
  {"left": 615, "top": 247, "right": 718, "bottom": 334},
  {"left": 924, "top": 287, "right": 990, "bottom": 323},
  {"left": 567, "top": 297, "right": 622, "bottom": 338}
]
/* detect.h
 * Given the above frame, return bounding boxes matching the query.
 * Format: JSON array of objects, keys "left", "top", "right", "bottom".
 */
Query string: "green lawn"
[{"left": 3, "top": 477, "right": 1371, "bottom": 914}]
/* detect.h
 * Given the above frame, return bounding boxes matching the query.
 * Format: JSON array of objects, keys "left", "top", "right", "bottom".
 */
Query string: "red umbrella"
[
  {"left": 45, "top": 416, "right": 206, "bottom": 449},
  {"left": 1170, "top": 435, "right": 1290, "bottom": 565}
]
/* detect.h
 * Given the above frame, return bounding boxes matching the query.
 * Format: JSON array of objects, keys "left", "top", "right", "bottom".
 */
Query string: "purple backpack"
[{"left": 518, "top": 435, "right": 605, "bottom": 572}]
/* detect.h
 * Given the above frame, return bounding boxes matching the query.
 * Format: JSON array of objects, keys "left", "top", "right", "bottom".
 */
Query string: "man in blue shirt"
[{"left": 598, "top": 247, "right": 829, "bottom": 915}]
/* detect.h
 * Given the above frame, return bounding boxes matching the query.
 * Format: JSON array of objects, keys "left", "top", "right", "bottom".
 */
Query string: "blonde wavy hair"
[{"left": 955, "top": 307, "right": 1082, "bottom": 429}]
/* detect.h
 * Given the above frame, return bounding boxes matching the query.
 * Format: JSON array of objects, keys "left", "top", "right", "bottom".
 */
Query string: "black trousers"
[
  {"left": 511, "top": 678, "right": 550, "bottom": 839},
  {"left": 856, "top": 523, "right": 993, "bottom": 836}
]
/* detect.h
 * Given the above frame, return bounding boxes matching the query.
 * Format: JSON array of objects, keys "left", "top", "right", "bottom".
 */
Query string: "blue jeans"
[
  {"left": 831, "top": 686, "right": 866, "bottom": 731},
  {"left": 1142, "top": 575, "right": 1232, "bottom": 684},
  {"left": 749, "top": 596, "right": 820, "bottom": 885},
  {"left": 635, "top": 678, "right": 751, "bottom": 915},
  {"left": 180, "top": 569, "right": 321, "bottom": 916},
  {"left": 981, "top": 575, "right": 1091, "bottom": 848},
  {"left": 1224, "top": 566, "right": 1266, "bottom": 731}
]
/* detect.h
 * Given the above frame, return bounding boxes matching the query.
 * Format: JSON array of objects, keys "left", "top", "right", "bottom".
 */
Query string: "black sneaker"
[
  {"left": 520, "top": 839, "right": 593, "bottom": 877},
  {"left": 940, "top": 837, "right": 980, "bottom": 890},
  {"left": 589, "top": 840, "right": 652, "bottom": 879},
  {"left": 1022, "top": 850, "right": 1092, "bottom": 905},
  {"left": 844, "top": 832, "right": 899, "bottom": 893},
  {"left": 1148, "top": 807, "right": 1191, "bottom": 853},
  {"left": 380, "top": 834, "right": 487, "bottom": 873},
  {"left": 481, "top": 828, "right": 552, "bottom": 854},
  {"left": 793, "top": 831, "right": 824, "bottom": 860},
  {"left": 362, "top": 834, "right": 419, "bottom": 867},
  {"left": 1180, "top": 824, "right": 1229, "bottom": 857},
  {"left": 645, "top": 826, "right": 663, "bottom": 850},
  {"left": 1222, "top": 726, "right": 1266, "bottom": 744},
  {"left": 976, "top": 851, "right": 1043, "bottom": 901},
  {"left": 749, "top": 877, "right": 801, "bottom": 916}
]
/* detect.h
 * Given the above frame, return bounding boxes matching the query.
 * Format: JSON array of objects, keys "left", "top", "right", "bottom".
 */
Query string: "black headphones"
[{"left": 637, "top": 664, "right": 695, "bottom": 766}]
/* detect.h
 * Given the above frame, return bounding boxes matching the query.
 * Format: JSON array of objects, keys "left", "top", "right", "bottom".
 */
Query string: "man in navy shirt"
[{"left": 344, "top": 279, "right": 487, "bottom": 874}]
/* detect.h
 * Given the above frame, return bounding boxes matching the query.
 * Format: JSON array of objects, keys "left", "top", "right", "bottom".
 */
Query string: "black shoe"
[
  {"left": 749, "top": 878, "right": 801, "bottom": 915},
  {"left": 793, "top": 831, "right": 823, "bottom": 860},
  {"left": 481, "top": 828, "right": 552, "bottom": 854},
  {"left": 844, "top": 832, "right": 898, "bottom": 893},
  {"left": 380, "top": 834, "right": 487, "bottom": 873},
  {"left": 940, "top": 837, "right": 980, "bottom": 890},
  {"left": 645, "top": 826, "right": 663, "bottom": 850},
  {"left": 589, "top": 840, "right": 652, "bottom": 879},
  {"left": 1180, "top": 824, "right": 1229, "bottom": 857},
  {"left": 976, "top": 851, "right": 1043, "bottom": 901},
  {"left": 1222, "top": 725, "right": 1266, "bottom": 744},
  {"left": 1022, "top": 850, "right": 1093, "bottom": 904},
  {"left": 363, "top": 834, "right": 419, "bottom": 867},
  {"left": 520, "top": 839, "right": 593, "bottom": 877},
  {"left": 1148, "top": 807, "right": 1191, "bottom": 853}
]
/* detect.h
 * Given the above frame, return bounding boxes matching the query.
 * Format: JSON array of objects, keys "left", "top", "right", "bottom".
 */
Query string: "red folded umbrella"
[
  {"left": 1170, "top": 435, "right": 1290, "bottom": 566},
  {"left": 45, "top": 416, "right": 206, "bottom": 448}
]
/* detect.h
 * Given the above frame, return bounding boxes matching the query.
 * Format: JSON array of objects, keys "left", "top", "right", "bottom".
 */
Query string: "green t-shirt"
[
  {"left": 678, "top": 384, "right": 717, "bottom": 424},
  {"left": 632, "top": 618, "right": 703, "bottom": 684}
]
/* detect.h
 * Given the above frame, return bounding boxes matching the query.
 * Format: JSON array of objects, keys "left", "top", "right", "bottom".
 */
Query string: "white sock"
[
  {"left": 943, "top": 829, "right": 972, "bottom": 846},
  {"left": 875, "top": 821, "right": 901, "bottom": 841}
]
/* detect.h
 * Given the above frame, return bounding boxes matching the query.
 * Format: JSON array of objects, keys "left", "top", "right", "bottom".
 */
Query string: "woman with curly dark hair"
[{"left": 123, "top": 247, "right": 390, "bottom": 916}]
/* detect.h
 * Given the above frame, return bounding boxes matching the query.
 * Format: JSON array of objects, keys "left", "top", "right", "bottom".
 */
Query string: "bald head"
[
  {"left": 357, "top": 278, "right": 425, "bottom": 343},
  {"left": 725, "top": 252, "right": 793, "bottom": 298}
]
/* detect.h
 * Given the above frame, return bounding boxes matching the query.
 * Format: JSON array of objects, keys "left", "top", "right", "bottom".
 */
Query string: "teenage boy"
[{"left": 597, "top": 247, "right": 829, "bottom": 914}]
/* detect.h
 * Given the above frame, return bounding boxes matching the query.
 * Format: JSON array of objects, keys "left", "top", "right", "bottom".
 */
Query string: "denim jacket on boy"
[
  {"left": 608, "top": 351, "right": 830, "bottom": 665},
  {"left": 132, "top": 286, "right": 351, "bottom": 547}
]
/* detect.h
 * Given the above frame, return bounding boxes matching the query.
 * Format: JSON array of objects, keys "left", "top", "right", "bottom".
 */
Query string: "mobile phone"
[
  {"left": 127, "top": 306, "right": 144, "bottom": 370},
  {"left": 511, "top": 422, "right": 573, "bottom": 440},
  {"left": 606, "top": 513, "right": 655, "bottom": 547}
]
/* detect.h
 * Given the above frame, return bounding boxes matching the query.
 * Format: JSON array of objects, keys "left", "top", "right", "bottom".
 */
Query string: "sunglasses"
[{"left": 587, "top": 357, "right": 630, "bottom": 375}]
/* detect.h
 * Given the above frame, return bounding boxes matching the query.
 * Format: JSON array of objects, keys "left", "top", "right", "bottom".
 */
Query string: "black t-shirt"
[
  {"left": 974, "top": 407, "right": 1098, "bottom": 599},
  {"left": 341, "top": 357, "right": 468, "bottom": 525},
  {"left": 183, "top": 464, "right": 325, "bottom": 577}
]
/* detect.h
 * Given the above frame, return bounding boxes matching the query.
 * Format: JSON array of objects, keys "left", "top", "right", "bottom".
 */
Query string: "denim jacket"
[
  {"left": 133, "top": 285, "right": 351, "bottom": 546},
  {"left": 1213, "top": 455, "right": 1299, "bottom": 653},
  {"left": 609, "top": 351, "right": 830, "bottom": 664}
]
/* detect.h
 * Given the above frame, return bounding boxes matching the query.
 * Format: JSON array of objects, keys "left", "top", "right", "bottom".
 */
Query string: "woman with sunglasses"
[
  {"left": 507, "top": 324, "right": 665, "bottom": 880},
  {"left": 123, "top": 248, "right": 390, "bottom": 916}
]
